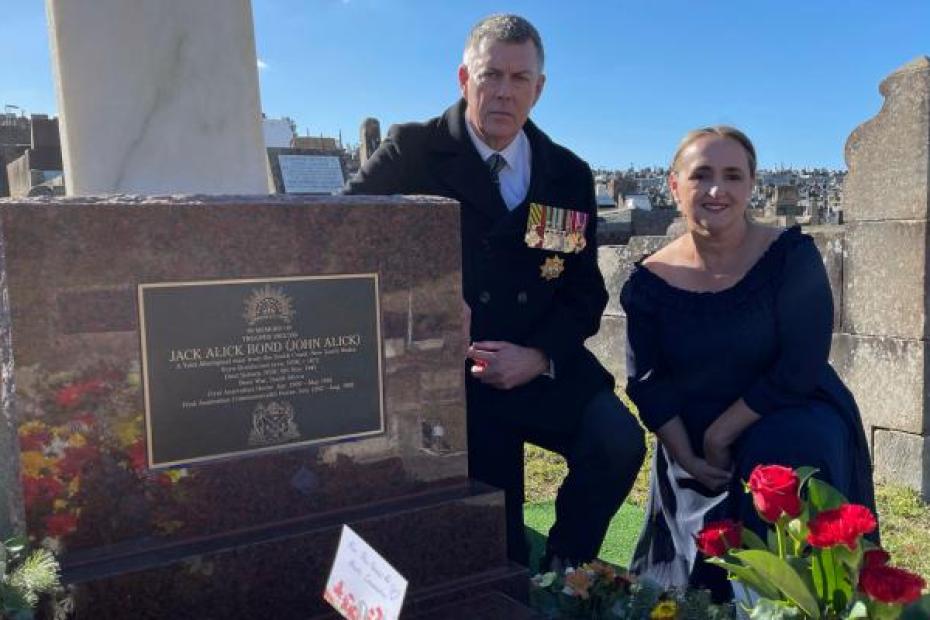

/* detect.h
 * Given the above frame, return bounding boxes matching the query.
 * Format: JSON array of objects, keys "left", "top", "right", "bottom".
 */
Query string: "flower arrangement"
[
  {"left": 529, "top": 560, "right": 734, "bottom": 619},
  {"left": 696, "top": 464, "right": 929, "bottom": 619},
  {"left": 0, "top": 536, "right": 60, "bottom": 619},
  {"left": 17, "top": 364, "right": 193, "bottom": 549}
]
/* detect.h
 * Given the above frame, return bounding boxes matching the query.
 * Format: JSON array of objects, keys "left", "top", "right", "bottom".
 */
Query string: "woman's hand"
[
  {"left": 678, "top": 453, "right": 731, "bottom": 492},
  {"left": 703, "top": 398, "right": 762, "bottom": 471}
]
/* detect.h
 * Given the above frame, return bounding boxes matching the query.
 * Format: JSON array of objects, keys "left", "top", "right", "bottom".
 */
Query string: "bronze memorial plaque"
[{"left": 138, "top": 274, "right": 383, "bottom": 467}]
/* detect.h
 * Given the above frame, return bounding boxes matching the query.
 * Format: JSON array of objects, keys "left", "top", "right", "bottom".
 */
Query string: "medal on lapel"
[
  {"left": 524, "top": 203, "right": 545, "bottom": 248},
  {"left": 524, "top": 203, "right": 589, "bottom": 254},
  {"left": 540, "top": 255, "right": 565, "bottom": 280}
]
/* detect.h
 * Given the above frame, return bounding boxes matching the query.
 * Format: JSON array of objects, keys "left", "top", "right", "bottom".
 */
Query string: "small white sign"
[
  {"left": 323, "top": 525, "right": 408, "bottom": 620},
  {"left": 279, "top": 154, "right": 344, "bottom": 194}
]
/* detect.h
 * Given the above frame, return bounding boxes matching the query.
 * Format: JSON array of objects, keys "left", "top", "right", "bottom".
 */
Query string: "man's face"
[{"left": 458, "top": 39, "right": 545, "bottom": 151}]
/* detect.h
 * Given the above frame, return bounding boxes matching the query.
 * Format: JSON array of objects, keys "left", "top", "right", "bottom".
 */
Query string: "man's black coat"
[{"left": 345, "top": 100, "right": 613, "bottom": 433}]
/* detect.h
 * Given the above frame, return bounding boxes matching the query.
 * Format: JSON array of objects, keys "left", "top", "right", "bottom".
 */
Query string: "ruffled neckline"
[{"left": 629, "top": 225, "right": 805, "bottom": 310}]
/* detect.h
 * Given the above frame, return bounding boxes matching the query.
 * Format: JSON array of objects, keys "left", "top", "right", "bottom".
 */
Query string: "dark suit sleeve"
[
  {"left": 524, "top": 164, "right": 609, "bottom": 369},
  {"left": 742, "top": 236, "right": 834, "bottom": 415},
  {"left": 343, "top": 125, "right": 407, "bottom": 195}
]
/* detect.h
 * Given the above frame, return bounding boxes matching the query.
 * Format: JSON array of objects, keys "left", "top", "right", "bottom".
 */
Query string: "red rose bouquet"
[{"left": 696, "top": 465, "right": 927, "bottom": 619}]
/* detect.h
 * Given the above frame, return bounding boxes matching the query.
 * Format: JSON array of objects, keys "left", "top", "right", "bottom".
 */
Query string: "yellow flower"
[
  {"left": 53, "top": 499, "right": 69, "bottom": 511},
  {"left": 650, "top": 600, "right": 678, "bottom": 620},
  {"left": 114, "top": 418, "right": 143, "bottom": 447},
  {"left": 163, "top": 469, "right": 189, "bottom": 484},
  {"left": 68, "top": 476, "right": 81, "bottom": 496},
  {"left": 19, "top": 420, "right": 48, "bottom": 436},
  {"left": 20, "top": 451, "right": 57, "bottom": 477},
  {"left": 68, "top": 433, "right": 87, "bottom": 447}
]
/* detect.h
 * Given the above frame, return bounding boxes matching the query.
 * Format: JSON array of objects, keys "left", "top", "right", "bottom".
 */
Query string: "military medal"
[
  {"left": 540, "top": 255, "right": 565, "bottom": 280},
  {"left": 525, "top": 203, "right": 545, "bottom": 248},
  {"left": 525, "top": 203, "right": 589, "bottom": 254}
]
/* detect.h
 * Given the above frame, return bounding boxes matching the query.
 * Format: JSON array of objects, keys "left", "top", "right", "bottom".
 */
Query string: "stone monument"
[
  {"left": 0, "top": 194, "right": 530, "bottom": 618},
  {"left": 830, "top": 56, "right": 930, "bottom": 499},
  {"left": 45, "top": 0, "right": 271, "bottom": 195},
  {"left": 359, "top": 118, "right": 382, "bottom": 166}
]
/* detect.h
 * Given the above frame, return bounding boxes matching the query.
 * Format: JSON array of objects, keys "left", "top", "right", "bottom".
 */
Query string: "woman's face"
[{"left": 669, "top": 135, "right": 754, "bottom": 236}]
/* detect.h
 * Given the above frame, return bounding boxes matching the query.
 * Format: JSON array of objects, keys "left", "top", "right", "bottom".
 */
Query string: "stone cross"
[{"left": 45, "top": 0, "right": 272, "bottom": 195}]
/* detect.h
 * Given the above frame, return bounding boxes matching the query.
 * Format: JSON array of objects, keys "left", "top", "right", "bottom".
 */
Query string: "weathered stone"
[
  {"left": 586, "top": 314, "right": 627, "bottom": 384},
  {"left": 843, "top": 57, "right": 930, "bottom": 222},
  {"left": 841, "top": 220, "right": 928, "bottom": 339},
  {"left": 830, "top": 334, "right": 928, "bottom": 435},
  {"left": 598, "top": 236, "right": 667, "bottom": 316},
  {"left": 873, "top": 428, "right": 930, "bottom": 500},
  {"left": 359, "top": 118, "right": 381, "bottom": 166},
  {"left": 807, "top": 226, "right": 845, "bottom": 330}
]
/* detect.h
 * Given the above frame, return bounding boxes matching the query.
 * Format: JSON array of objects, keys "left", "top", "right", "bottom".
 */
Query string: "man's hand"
[{"left": 467, "top": 341, "right": 549, "bottom": 390}]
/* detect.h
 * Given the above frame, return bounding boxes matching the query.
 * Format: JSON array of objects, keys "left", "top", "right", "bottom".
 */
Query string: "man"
[{"left": 345, "top": 14, "right": 645, "bottom": 569}]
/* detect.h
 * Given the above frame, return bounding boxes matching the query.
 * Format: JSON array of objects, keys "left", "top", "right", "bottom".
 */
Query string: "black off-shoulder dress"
[{"left": 620, "top": 226, "right": 875, "bottom": 594}]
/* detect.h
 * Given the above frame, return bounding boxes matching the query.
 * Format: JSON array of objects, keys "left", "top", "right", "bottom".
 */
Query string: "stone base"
[
  {"left": 873, "top": 429, "right": 930, "bottom": 500},
  {"left": 52, "top": 481, "right": 515, "bottom": 619},
  {"left": 830, "top": 333, "right": 929, "bottom": 435}
]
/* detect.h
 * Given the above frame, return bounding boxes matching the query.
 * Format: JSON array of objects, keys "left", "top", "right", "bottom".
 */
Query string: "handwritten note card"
[{"left": 323, "top": 525, "right": 408, "bottom": 620}]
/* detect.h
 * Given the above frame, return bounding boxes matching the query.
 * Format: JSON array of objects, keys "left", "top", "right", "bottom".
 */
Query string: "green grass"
[
  {"left": 524, "top": 500, "right": 644, "bottom": 571},
  {"left": 524, "top": 406, "right": 930, "bottom": 578}
]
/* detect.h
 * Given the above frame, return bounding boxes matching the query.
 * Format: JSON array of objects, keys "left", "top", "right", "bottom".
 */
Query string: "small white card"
[{"left": 323, "top": 525, "right": 408, "bottom": 620}]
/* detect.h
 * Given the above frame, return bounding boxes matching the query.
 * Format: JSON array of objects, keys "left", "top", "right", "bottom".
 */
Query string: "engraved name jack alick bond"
[{"left": 243, "top": 284, "right": 302, "bottom": 446}]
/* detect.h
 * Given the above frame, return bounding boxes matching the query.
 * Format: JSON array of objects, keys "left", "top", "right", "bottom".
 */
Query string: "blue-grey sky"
[{"left": 2, "top": 1, "right": 928, "bottom": 169}]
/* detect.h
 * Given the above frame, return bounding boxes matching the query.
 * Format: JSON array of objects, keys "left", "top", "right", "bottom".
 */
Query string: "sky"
[{"left": 2, "top": 1, "right": 928, "bottom": 170}]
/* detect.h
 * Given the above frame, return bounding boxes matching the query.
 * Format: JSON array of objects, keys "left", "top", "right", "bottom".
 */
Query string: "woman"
[{"left": 621, "top": 126, "right": 875, "bottom": 597}]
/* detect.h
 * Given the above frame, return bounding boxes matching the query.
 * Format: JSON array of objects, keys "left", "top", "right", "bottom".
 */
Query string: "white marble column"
[{"left": 46, "top": 0, "right": 272, "bottom": 195}]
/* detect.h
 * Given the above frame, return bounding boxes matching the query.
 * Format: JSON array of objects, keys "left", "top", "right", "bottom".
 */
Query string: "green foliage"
[{"left": 0, "top": 537, "right": 60, "bottom": 620}]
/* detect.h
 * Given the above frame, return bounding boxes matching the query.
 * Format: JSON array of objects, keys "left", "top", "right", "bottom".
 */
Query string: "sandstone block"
[
  {"left": 872, "top": 428, "right": 930, "bottom": 500},
  {"left": 841, "top": 220, "right": 928, "bottom": 338},
  {"left": 807, "top": 226, "right": 845, "bottom": 330},
  {"left": 830, "top": 333, "right": 928, "bottom": 435}
]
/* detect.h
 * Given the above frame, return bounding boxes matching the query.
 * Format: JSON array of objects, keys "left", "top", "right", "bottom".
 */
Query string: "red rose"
[
  {"left": 807, "top": 503, "right": 877, "bottom": 550},
  {"left": 44, "top": 512, "right": 79, "bottom": 537},
  {"left": 748, "top": 465, "right": 802, "bottom": 523},
  {"left": 859, "top": 564, "right": 926, "bottom": 605},
  {"left": 863, "top": 549, "right": 891, "bottom": 569},
  {"left": 695, "top": 519, "right": 742, "bottom": 557}
]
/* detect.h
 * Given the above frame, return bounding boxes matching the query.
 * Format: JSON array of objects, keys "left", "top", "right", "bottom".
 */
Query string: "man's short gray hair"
[{"left": 463, "top": 14, "right": 544, "bottom": 72}]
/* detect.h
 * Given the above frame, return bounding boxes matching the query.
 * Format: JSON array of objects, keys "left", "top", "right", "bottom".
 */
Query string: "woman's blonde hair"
[{"left": 670, "top": 126, "right": 757, "bottom": 178}]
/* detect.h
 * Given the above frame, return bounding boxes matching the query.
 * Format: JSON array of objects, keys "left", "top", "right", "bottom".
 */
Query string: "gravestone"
[
  {"left": 45, "top": 0, "right": 271, "bottom": 195},
  {"left": 0, "top": 195, "right": 528, "bottom": 618},
  {"left": 828, "top": 56, "right": 930, "bottom": 498},
  {"left": 267, "top": 148, "right": 346, "bottom": 195}
]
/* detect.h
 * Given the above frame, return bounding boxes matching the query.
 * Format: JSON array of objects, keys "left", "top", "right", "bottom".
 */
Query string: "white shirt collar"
[{"left": 464, "top": 120, "right": 527, "bottom": 171}]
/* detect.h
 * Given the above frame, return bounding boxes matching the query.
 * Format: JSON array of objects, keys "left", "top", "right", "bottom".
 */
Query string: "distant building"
[
  {"left": 624, "top": 193, "right": 652, "bottom": 211},
  {"left": 292, "top": 136, "right": 338, "bottom": 151}
]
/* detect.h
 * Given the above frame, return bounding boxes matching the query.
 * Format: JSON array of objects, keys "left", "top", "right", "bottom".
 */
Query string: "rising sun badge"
[
  {"left": 243, "top": 284, "right": 296, "bottom": 325},
  {"left": 539, "top": 255, "right": 565, "bottom": 281}
]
